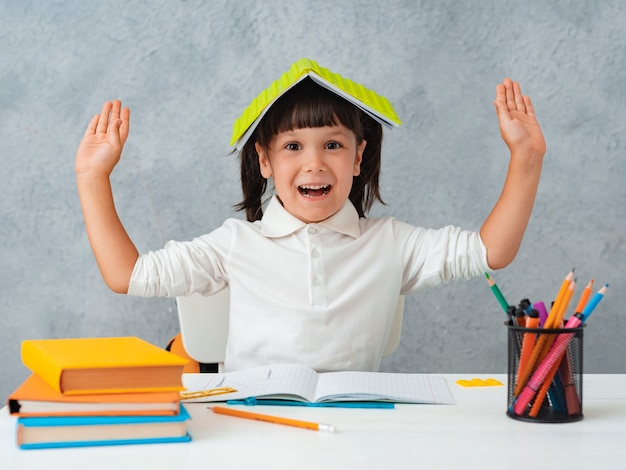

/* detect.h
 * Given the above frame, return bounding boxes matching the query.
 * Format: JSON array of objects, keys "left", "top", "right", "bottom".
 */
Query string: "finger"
[
  {"left": 119, "top": 107, "right": 131, "bottom": 144},
  {"left": 493, "top": 96, "right": 511, "bottom": 124},
  {"left": 513, "top": 81, "right": 526, "bottom": 112},
  {"left": 96, "top": 101, "right": 113, "bottom": 134},
  {"left": 84, "top": 114, "right": 100, "bottom": 136},
  {"left": 503, "top": 78, "right": 516, "bottom": 111},
  {"left": 108, "top": 100, "right": 127, "bottom": 143},
  {"left": 107, "top": 119, "right": 123, "bottom": 148},
  {"left": 495, "top": 82, "right": 506, "bottom": 104},
  {"left": 523, "top": 95, "right": 535, "bottom": 117},
  {"left": 109, "top": 99, "right": 122, "bottom": 124}
]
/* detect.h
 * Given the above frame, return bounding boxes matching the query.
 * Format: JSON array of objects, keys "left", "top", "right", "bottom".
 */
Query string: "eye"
[
  {"left": 326, "top": 141, "right": 343, "bottom": 150},
  {"left": 284, "top": 142, "right": 301, "bottom": 151}
]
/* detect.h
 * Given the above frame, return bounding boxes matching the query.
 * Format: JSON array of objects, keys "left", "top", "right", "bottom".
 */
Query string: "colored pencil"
[
  {"left": 209, "top": 406, "right": 336, "bottom": 433},
  {"left": 485, "top": 273, "right": 510, "bottom": 314},
  {"left": 574, "top": 279, "right": 594, "bottom": 314}
]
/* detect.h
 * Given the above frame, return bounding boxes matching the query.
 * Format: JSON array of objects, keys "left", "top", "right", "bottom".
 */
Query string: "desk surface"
[{"left": 2, "top": 374, "right": 626, "bottom": 469}]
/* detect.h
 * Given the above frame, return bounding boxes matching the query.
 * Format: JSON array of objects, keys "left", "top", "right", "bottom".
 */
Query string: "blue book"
[{"left": 17, "top": 404, "right": 191, "bottom": 449}]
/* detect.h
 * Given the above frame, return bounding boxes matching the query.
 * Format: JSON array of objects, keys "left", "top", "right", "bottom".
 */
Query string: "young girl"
[{"left": 76, "top": 60, "right": 545, "bottom": 373}]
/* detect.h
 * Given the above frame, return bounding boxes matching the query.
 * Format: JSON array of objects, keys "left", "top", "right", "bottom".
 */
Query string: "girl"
[{"left": 76, "top": 60, "right": 545, "bottom": 372}]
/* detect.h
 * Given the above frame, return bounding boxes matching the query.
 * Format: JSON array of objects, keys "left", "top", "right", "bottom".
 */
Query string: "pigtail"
[
  {"left": 234, "top": 137, "right": 267, "bottom": 222},
  {"left": 349, "top": 116, "right": 384, "bottom": 218}
]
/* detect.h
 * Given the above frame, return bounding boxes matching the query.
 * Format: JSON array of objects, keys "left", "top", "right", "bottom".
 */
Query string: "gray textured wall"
[{"left": 1, "top": 0, "right": 624, "bottom": 402}]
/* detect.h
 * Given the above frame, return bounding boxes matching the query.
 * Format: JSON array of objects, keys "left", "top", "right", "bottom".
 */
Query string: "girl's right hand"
[{"left": 75, "top": 100, "right": 130, "bottom": 177}]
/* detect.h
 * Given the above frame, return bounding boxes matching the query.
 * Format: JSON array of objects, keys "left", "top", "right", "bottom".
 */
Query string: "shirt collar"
[{"left": 261, "top": 196, "right": 361, "bottom": 239}]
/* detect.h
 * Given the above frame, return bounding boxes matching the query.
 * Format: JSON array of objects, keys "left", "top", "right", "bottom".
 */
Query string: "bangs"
[{"left": 255, "top": 78, "right": 364, "bottom": 146}]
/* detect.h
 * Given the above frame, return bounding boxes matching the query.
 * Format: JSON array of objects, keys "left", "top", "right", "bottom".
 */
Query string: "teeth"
[
  {"left": 298, "top": 184, "right": 331, "bottom": 197},
  {"left": 300, "top": 184, "right": 330, "bottom": 190}
]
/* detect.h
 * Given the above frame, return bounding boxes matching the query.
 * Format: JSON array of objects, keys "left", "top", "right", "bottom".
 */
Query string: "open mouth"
[{"left": 298, "top": 184, "right": 331, "bottom": 198}]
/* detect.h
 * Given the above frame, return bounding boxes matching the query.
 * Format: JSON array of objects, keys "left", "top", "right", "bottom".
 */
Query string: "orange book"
[
  {"left": 21, "top": 337, "right": 188, "bottom": 395},
  {"left": 8, "top": 374, "right": 182, "bottom": 417}
]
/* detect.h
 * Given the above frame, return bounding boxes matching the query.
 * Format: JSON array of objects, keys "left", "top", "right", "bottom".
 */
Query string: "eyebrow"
[{"left": 280, "top": 127, "right": 353, "bottom": 139}]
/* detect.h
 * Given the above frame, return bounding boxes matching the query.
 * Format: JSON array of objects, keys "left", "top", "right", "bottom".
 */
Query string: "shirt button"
[
  {"left": 311, "top": 248, "right": 320, "bottom": 259},
  {"left": 307, "top": 226, "right": 318, "bottom": 234},
  {"left": 312, "top": 277, "right": 321, "bottom": 287}
]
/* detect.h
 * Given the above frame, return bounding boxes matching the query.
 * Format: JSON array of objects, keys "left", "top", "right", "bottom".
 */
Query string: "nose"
[{"left": 302, "top": 148, "right": 327, "bottom": 172}]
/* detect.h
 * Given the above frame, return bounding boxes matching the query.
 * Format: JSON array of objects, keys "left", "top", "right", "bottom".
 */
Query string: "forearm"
[
  {"left": 77, "top": 172, "right": 139, "bottom": 293},
  {"left": 480, "top": 150, "right": 543, "bottom": 270}
]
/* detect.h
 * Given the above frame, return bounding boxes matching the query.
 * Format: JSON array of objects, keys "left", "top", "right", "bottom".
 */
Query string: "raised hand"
[
  {"left": 76, "top": 100, "right": 130, "bottom": 176},
  {"left": 493, "top": 78, "right": 546, "bottom": 159}
]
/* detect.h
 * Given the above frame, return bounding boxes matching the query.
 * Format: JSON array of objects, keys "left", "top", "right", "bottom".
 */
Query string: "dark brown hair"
[{"left": 235, "top": 78, "right": 384, "bottom": 221}]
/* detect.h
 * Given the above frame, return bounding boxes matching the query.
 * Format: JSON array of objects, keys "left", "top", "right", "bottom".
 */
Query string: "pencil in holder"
[{"left": 505, "top": 322, "right": 584, "bottom": 423}]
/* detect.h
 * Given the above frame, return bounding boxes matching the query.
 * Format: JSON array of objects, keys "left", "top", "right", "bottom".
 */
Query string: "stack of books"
[{"left": 7, "top": 336, "right": 191, "bottom": 449}]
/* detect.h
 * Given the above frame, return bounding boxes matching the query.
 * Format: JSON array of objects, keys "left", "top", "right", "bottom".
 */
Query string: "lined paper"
[{"left": 182, "top": 364, "right": 455, "bottom": 405}]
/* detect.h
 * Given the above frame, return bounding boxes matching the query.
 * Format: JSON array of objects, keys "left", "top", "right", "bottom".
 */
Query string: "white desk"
[{"left": 2, "top": 374, "right": 626, "bottom": 469}]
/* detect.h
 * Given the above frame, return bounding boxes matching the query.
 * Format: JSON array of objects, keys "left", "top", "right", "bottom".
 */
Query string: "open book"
[
  {"left": 230, "top": 58, "right": 402, "bottom": 150},
  {"left": 182, "top": 364, "right": 455, "bottom": 405}
]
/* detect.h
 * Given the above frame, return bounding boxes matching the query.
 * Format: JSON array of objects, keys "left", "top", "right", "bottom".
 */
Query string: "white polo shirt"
[{"left": 129, "top": 196, "right": 489, "bottom": 372}]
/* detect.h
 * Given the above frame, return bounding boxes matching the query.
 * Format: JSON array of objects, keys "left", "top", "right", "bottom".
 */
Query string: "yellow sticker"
[{"left": 456, "top": 378, "right": 503, "bottom": 387}]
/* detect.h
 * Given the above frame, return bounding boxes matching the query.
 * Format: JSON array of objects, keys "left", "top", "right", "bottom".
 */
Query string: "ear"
[
  {"left": 255, "top": 142, "right": 273, "bottom": 179},
  {"left": 353, "top": 140, "right": 366, "bottom": 176}
]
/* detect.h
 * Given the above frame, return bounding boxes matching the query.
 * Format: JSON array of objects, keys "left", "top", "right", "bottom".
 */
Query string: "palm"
[
  {"left": 495, "top": 79, "right": 546, "bottom": 158},
  {"left": 75, "top": 100, "right": 130, "bottom": 176}
]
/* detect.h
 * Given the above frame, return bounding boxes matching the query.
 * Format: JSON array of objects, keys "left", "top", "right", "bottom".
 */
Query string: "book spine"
[{"left": 20, "top": 341, "right": 65, "bottom": 394}]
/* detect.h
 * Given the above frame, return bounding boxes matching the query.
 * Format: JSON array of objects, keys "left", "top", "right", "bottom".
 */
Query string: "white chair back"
[{"left": 176, "top": 290, "right": 404, "bottom": 369}]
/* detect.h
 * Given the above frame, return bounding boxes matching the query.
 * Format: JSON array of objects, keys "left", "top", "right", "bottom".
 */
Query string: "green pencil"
[{"left": 485, "top": 273, "right": 510, "bottom": 314}]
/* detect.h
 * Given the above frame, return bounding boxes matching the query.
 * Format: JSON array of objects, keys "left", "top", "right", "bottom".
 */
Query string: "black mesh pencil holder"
[{"left": 505, "top": 322, "right": 584, "bottom": 423}]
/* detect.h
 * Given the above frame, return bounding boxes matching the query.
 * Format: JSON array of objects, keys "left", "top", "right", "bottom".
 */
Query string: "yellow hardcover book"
[
  {"left": 231, "top": 58, "right": 402, "bottom": 150},
  {"left": 21, "top": 337, "right": 188, "bottom": 395}
]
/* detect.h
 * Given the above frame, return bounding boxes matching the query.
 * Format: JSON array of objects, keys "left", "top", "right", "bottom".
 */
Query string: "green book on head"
[{"left": 231, "top": 58, "right": 402, "bottom": 150}]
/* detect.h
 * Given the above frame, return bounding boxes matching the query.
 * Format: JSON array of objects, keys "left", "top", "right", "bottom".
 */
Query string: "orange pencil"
[
  {"left": 574, "top": 279, "right": 594, "bottom": 314},
  {"left": 553, "top": 279, "right": 577, "bottom": 327},
  {"left": 209, "top": 406, "right": 336, "bottom": 433},
  {"left": 544, "top": 269, "right": 575, "bottom": 329}
]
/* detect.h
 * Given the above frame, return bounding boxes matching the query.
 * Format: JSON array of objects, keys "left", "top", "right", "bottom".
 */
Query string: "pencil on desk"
[
  {"left": 180, "top": 387, "right": 238, "bottom": 400},
  {"left": 209, "top": 406, "right": 336, "bottom": 433}
]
